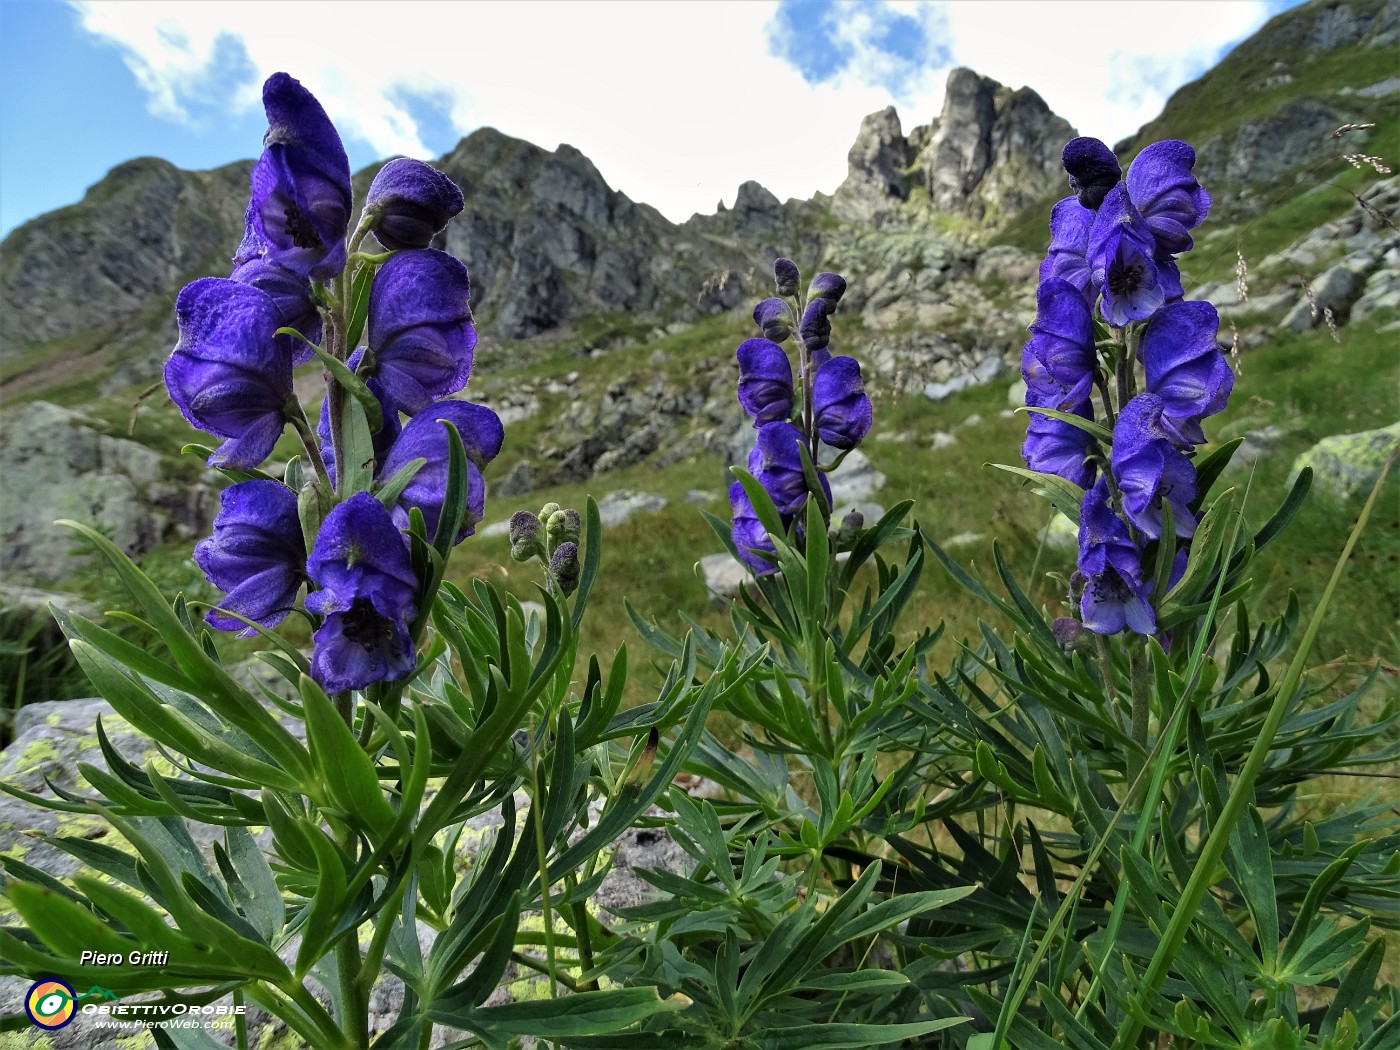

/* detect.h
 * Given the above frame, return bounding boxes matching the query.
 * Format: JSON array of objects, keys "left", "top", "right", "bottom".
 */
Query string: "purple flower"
[
  {"left": 1078, "top": 479, "right": 1156, "bottom": 636},
  {"left": 1112, "top": 394, "right": 1198, "bottom": 540},
  {"left": 377, "top": 400, "right": 505, "bottom": 544},
  {"left": 737, "top": 338, "right": 794, "bottom": 426},
  {"left": 194, "top": 480, "right": 305, "bottom": 635},
  {"left": 812, "top": 356, "right": 872, "bottom": 450},
  {"left": 774, "top": 258, "right": 800, "bottom": 297},
  {"left": 799, "top": 297, "right": 833, "bottom": 356},
  {"left": 1022, "top": 278, "right": 1097, "bottom": 403},
  {"left": 730, "top": 481, "right": 778, "bottom": 575},
  {"left": 244, "top": 73, "right": 352, "bottom": 281},
  {"left": 1088, "top": 185, "right": 1164, "bottom": 327},
  {"left": 1063, "top": 137, "right": 1122, "bottom": 210},
  {"left": 1022, "top": 391, "right": 1097, "bottom": 489},
  {"left": 1039, "top": 197, "right": 1096, "bottom": 302},
  {"left": 165, "top": 278, "right": 293, "bottom": 471},
  {"left": 753, "top": 298, "right": 792, "bottom": 343},
  {"left": 366, "top": 158, "right": 465, "bottom": 251},
  {"left": 1126, "top": 140, "right": 1211, "bottom": 258},
  {"left": 230, "top": 257, "right": 322, "bottom": 366},
  {"left": 305, "top": 492, "right": 418, "bottom": 692},
  {"left": 1142, "top": 300, "right": 1233, "bottom": 447},
  {"left": 317, "top": 350, "right": 402, "bottom": 487},
  {"left": 807, "top": 272, "right": 847, "bottom": 306},
  {"left": 366, "top": 248, "right": 476, "bottom": 415},
  {"left": 748, "top": 421, "right": 829, "bottom": 516}
]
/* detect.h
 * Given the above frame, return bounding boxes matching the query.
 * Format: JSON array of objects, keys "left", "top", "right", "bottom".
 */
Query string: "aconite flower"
[
  {"left": 1062, "top": 137, "right": 1122, "bottom": 210},
  {"left": 165, "top": 278, "right": 293, "bottom": 471},
  {"left": 1112, "top": 394, "right": 1198, "bottom": 540},
  {"left": 230, "top": 257, "right": 322, "bottom": 365},
  {"left": 807, "top": 272, "right": 847, "bottom": 306},
  {"left": 730, "top": 481, "right": 778, "bottom": 575},
  {"left": 243, "top": 73, "right": 352, "bottom": 281},
  {"left": 1142, "top": 299, "right": 1233, "bottom": 447},
  {"left": 1022, "top": 278, "right": 1096, "bottom": 404},
  {"left": 366, "top": 158, "right": 465, "bottom": 251},
  {"left": 812, "top": 356, "right": 872, "bottom": 450},
  {"left": 752, "top": 298, "right": 792, "bottom": 343},
  {"left": 194, "top": 480, "right": 305, "bottom": 635},
  {"left": 774, "top": 258, "right": 800, "bottom": 297},
  {"left": 305, "top": 492, "right": 418, "bottom": 692},
  {"left": 1077, "top": 478, "right": 1155, "bottom": 636},
  {"left": 1088, "top": 185, "right": 1164, "bottom": 327},
  {"left": 799, "top": 297, "right": 834, "bottom": 357},
  {"left": 737, "top": 338, "right": 794, "bottom": 426},
  {"left": 1042, "top": 137, "right": 1210, "bottom": 315},
  {"left": 749, "top": 421, "right": 819, "bottom": 517},
  {"left": 377, "top": 400, "right": 505, "bottom": 544},
  {"left": 366, "top": 248, "right": 476, "bottom": 415}
]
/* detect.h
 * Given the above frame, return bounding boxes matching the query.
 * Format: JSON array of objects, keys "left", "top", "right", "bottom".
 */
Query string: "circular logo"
[{"left": 26, "top": 979, "right": 77, "bottom": 1030}]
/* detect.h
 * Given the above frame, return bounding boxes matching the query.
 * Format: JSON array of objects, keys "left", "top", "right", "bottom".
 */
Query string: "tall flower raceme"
[
  {"left": 1021, "top": 135, "right": 1233, "bottom": 640},
  {"left": 730, "top": 259, "right": 870, "bottom": 574},
  {"left": 164, "top": 71, "right": 501, "bottom": 693}
]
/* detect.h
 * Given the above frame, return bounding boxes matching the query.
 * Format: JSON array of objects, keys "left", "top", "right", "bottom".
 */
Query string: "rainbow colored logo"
[{"left": 25, "top": 978, "right": 77, "bottom": 1030}]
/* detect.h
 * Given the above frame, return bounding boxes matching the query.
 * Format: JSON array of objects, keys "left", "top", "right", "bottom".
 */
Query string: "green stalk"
[
  {"left": 565, "top": 873, "right": 598, "bottom": 990},
  {"left": 1111, "top": 441, "right": 1397, "bottom": 1050},
  {"left": 530, "top": 722, "right": 560, "bottom": 1012},
  {"left": 1128, "top": 644, "right": 1151, "bottom": 747}
]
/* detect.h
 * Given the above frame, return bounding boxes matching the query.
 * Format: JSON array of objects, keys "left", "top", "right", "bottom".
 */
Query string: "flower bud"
[
  {"left": 807, "top": 272, "right": 847, "bottom": 307},
  {"left": 752, "top": 298, "right": 791, "bottom": 343},
  {"left": 774, "top": 258, "right": 800, "bottom": 297},
  {"left": 830, "top": 509, "right": 864, "bottom": 551},
  {"left": 538, "top": 502, "right": 560, "bottom": 521},
  {"left": 1051, "top": 616, "right": 1092, "bottom": 653},
  {"left": 559, "top": 507, "right": 582, "bottom": 545},
  {"left": 1061, "top": 137, "right": 1121, "bottom": 211},
  {"left": 799, "top": 298, "right": 833, "bottom": 353},
  {"left": 1068, "top": 570, "right": 1087, "bottom": 606},
  {"left": 549, "top": 541, "right": 581, "bottom": 596},
  {"left": 366, "top": 158, "right": 465, "bottom": 251},
  {"left": 509, "top": 511, "right": 544, "bottom": 562}
]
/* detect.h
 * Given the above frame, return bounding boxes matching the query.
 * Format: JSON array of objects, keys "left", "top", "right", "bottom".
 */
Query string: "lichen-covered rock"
[
  {"left": 1289, "top": 421, "right": 1400, "bottom": 499},
  {"left": 0, "top": 401, "right": 214, "bottom": 584}
]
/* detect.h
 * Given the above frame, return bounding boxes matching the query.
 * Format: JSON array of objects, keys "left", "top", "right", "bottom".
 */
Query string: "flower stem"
[{"left": 1128, "top": 643, "right": 1151, "bottom": 748}]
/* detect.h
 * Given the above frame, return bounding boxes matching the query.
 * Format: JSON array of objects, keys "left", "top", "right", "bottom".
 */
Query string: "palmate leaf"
[{"left": 755, "top": 1018, "right": 971, "bottom": 1049}]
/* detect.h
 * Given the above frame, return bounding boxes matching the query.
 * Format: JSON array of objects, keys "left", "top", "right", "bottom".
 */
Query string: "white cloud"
[{"left": 69, "top": 0, "right": 1278, "bottom": 224}]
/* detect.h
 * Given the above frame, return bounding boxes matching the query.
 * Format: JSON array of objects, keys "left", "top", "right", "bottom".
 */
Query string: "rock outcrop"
[{"left": 835, "top": 69, "right": 1074, "bottom": 230}]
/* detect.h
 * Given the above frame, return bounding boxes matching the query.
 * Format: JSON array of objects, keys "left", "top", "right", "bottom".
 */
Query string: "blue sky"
[{"left": 0, "top": 0, "right": 1305, "bottom": 238}]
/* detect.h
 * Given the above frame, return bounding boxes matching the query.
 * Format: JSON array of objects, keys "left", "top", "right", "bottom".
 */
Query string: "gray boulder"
[
  {"left": 833, "top": 107, "right": 912, "bottom": 225},
  {"left": 0, "top": 401, "right": 214, "bottom": 584},
  {"left": 1290, "top": 422, "right": 1400, "bottom": 500}
]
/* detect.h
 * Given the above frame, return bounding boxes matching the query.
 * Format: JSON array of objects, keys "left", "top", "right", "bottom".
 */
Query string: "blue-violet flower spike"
[
  {"left": 305, "top": 492, "right": 418, "bottom": 693},
  {"left": 194, "top": 480, "right": 305, "bottom": 636},
  {"left": 1126, "top": 139, "right": 1210, "bottom": 257},
  {"left": 247, "top": 73, "right": 352, "bottom": 280},
  {"left": 367, "top": 248, "right": 476, "bottom": 415},
  {"left": 366, "top": 158, "right": 465, "bottom": 251},
  {"left": 165, "top": 278, "right": 293, "bottom": 471},
  {"left": 748, "top": 421, "right": 829, "bottom": 516}
]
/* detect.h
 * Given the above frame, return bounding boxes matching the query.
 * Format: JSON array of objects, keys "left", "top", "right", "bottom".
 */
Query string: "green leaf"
[
  {"left": 1016, "top": 405, "right": 1113, "bottom": 445},
  {"left": 338, "top": 390, "right": 378, "bottom": 496},
  {"left": 344, "top": 261, "right": 376, "bottom": 350},
  {"left": 1190, "top": 437, "right": 1244, "bottom": 504},
  {"left": 572, "top": 495, "right": 603, "bottom": 632},
  {"left": 431, "top": 988, "right": 687, "bottom": 1038},
  {"left": 754, "top": 1018, "right": 970, "bottom": 1049},
  {"left": 988, "top": 463, "right": 1085, "bottom": 523},
  {"left": 1224, "top": 804, "right": 1279, "bottom": 971},
  {"left": 293, "top": 332, "right": 383, "bottom": 437},
  {"left": 376, "top": 456, "right": 427, "bottom": 508},
  {"left": 300, "top": 675, "right": 395, "bottom": 835},
  {"left": 179, "top": 444, "right": 280, "bottom": 485},
  {"left": 431, "top": 419, "right": 470, "bottom": 560}
]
